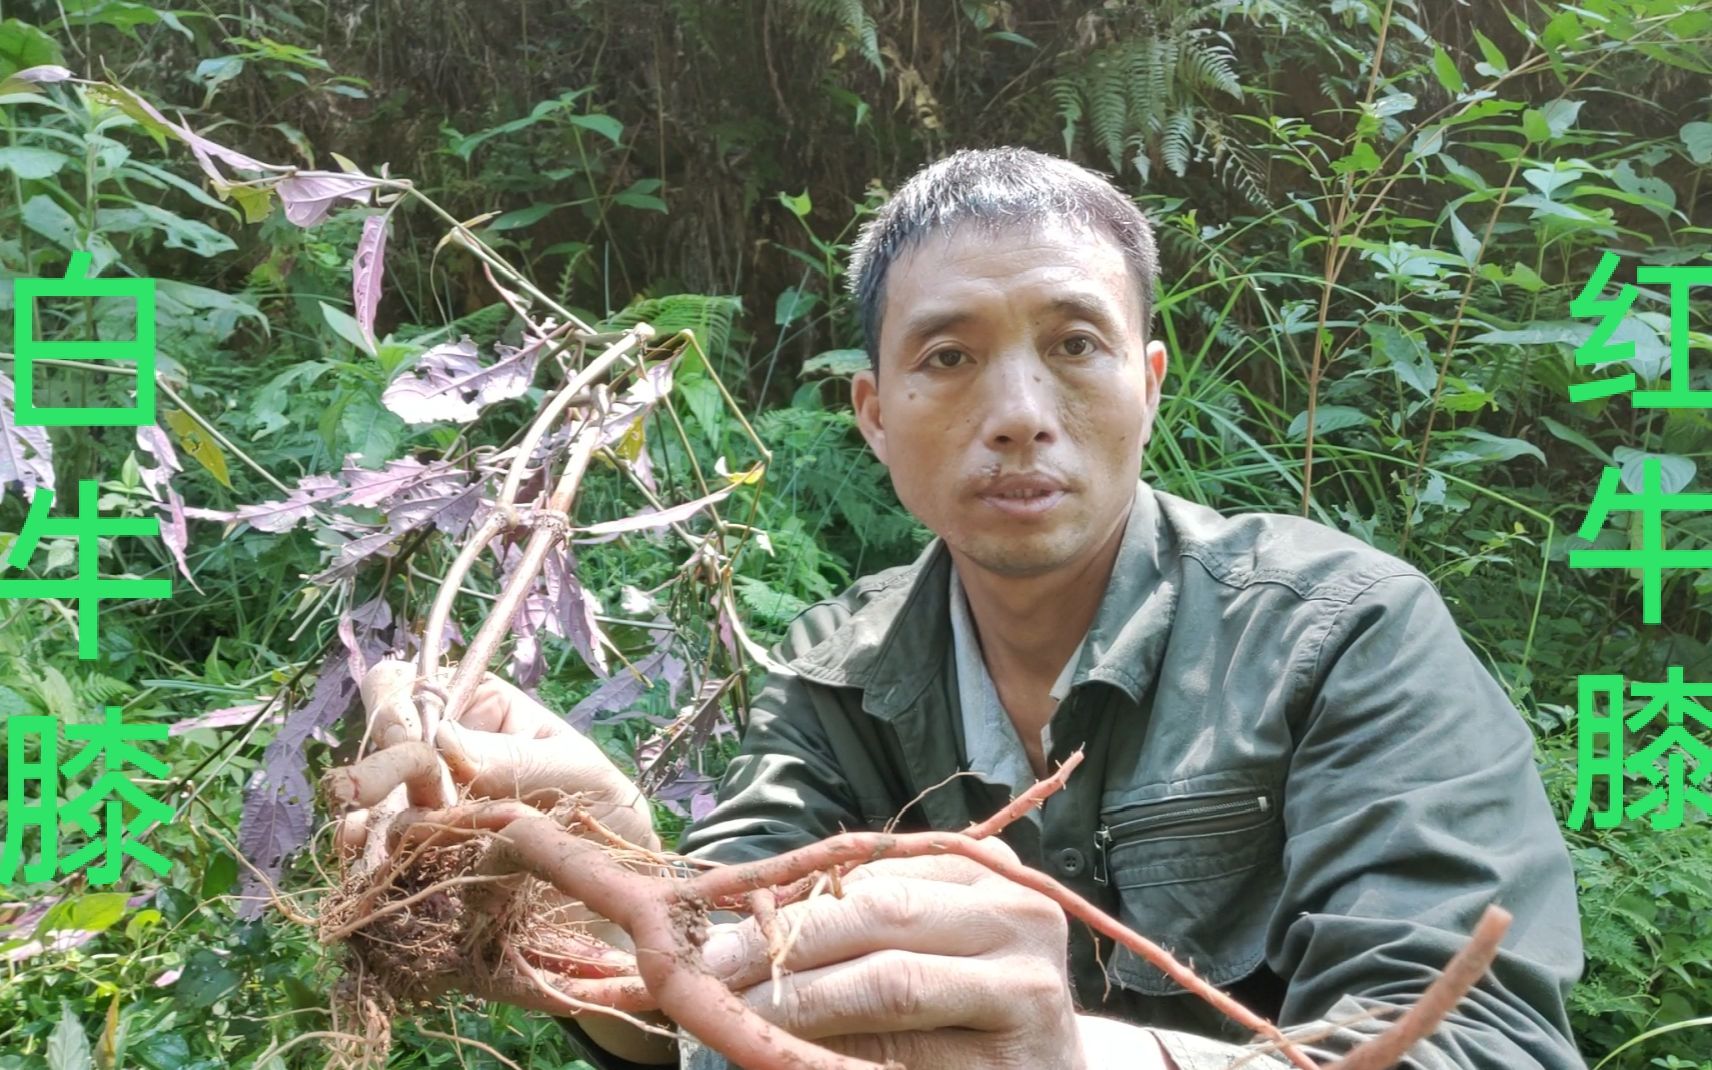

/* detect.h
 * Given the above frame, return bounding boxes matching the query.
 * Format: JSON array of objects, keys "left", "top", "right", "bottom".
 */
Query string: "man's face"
[{"left": 852, "top": 218, "right": 1168, "bottom": 578}]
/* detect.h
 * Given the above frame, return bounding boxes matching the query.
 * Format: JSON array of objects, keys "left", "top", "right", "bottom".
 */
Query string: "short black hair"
[{"left": 844, "top": 146, "right": 1160, "bottom": 372}]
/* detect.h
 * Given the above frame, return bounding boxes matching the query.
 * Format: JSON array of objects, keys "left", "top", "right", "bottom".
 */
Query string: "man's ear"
[
  {"left": 1144, "top": 339, "right": 1168, "bottom": 409},
  {"left": 1136, "top": 338, "right": 1169, "bottom": 450},
  {"left": 851, "top": 367, "right": 889, "bottom": 466}
]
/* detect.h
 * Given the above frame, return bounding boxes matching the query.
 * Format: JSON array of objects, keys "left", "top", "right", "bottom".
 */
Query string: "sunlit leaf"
[{"left": 163, "top": 408, "right": 233, "bottom": 490}]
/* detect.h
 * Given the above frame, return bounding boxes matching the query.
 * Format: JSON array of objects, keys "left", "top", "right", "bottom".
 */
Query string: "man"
[{"left": 339, "top": 147, "right": 1586, "bottom": 1069}]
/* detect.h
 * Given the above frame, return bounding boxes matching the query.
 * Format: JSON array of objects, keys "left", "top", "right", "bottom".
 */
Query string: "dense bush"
[{"left": 0, "top": 1, "right": 1709, "bottom": 1067}]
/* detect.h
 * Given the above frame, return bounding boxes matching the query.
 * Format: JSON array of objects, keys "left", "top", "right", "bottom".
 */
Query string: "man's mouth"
[{"left": 977, "top": 475, "right": 1069, "bottom": 517}]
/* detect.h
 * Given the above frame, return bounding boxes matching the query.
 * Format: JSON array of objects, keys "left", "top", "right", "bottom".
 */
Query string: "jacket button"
[{"left": 1054, "top": 848, "right": 1086, "bottom": 877}]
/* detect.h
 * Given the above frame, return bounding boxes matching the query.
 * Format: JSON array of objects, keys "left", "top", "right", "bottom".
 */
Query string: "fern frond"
[
  {"left": 1048, "top": 77, "right": 1084, "bottom": 157},
  {"left": 1185, "top": 35, "right": 1243, "bottom": 100},
  {"left": 1086, "top": 57, "right": 1129, "bottom": 171},
  {"left": 791, "top": 0, "right": 883, "bottom": 72},
  {"left": 1162, "top": 107, "right": 1195, "bottom": 177},
  {"left": 600, "top": 294, "right": 745, "bottom": 356}
]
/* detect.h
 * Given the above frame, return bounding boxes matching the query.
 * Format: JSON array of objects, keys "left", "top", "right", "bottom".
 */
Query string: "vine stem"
[{"left": 414, "top": 324, "right": 656, "bottom": 739}]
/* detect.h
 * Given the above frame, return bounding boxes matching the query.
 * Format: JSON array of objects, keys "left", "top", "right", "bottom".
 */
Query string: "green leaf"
[
  {"left": 1367, "top": 323, "right": 1436, "bottom": 398},
  {"left": 320, "top": 300, "right": 376, "bottom": 357},
  {"left": 47, "top": 1002, "right": 92, "bottom": 1070},
  {"left": 1506, "top": 262, "right": 1544, "bottom": 292},
  {"left": 568, "top": 112, "right": 623, "bottom": 144},
  {"left": 123, "top": 907, "right": 162, "bottom": 943},
  {"left": 1540, "top": 98, "right": 1583, "bottom": 139},
  {"left": 1540, "top": 415, "right": 1612, "bottom": 464},
  {"left": 613, "top": 179, "right": 668, "bottom": 212},
  {"left": 0, "top": 18, "right": 65, "bottom": 78},
  {"left": 339, "top": 393, "right": 403, "bottom": 468},
  {"left": 1681, "top": 121, "right": 1712, "bottom": 165},
  {"left": 1609, "top": 161, "right": 1676, "bottom": 220},
  {"left": 1331, "top": 141, "right": 1381, "bottom": 176},
  {"left": 95, "top": 204, "right": 237, "bottom": 258},
  {"left": 487, "top": 202, "right": 559, "bottom": 231},
  {"left": 129, "top": 1033, "right": 190, "bottom": 1070},
  {"left": 1372, "top": 92, "right": 1416, "bottom": 118},
  {"left": 1471, "top": 319, "right": 1670, "bottom": 381},
  {"left": 1435, "top": 429, "right": 1545, "bottom": 466},
  {"left": 1430, "top": 46, "right": 1464, "bottom": 94},
  {"left": 1614, "top": 447, "right": 1696, "bottom": 495},
  {"left": 21, "top": 195, "right": 122, "bottom": 275},
  {"left": 1472, "top": 29, "right": 1509, "bottom": 75},
  {"left": 1448, "top": 211, "right": 1480, "bottom": 268},
  {"left": 778, "top": 189, "right": 812, "bottom": 218},
  {"left": 774, "top": 285, "right": 820, "bottom": 326},
  {"left": 675, "top": 372, "right": 724, "bottom": 444},
  {"left": 37, "top": 892, "right": 131, "bottom": 939},
  {"left": 201, "top": 851, "right": 238, "bottom": 898},
  {"left": 173, "top": 948, "right": 239, "bottom": 1010},
  {"left": 800, "top": 349, "right": 871, "bottom": 377},
  {"left": 0, "top": 145, "right": 69, "bottom": 179},
  {"left": 190, "top": 55, "right": 245, "bottom": 98},
  {"left": 1287, "top": 406, "right": 1368, "bottom": 440},
  {"left": 733, "top": 575, "right": 811, "bottom": 625},
  {"left": 1522, "top": 108, "right": 1551, "bottom": 144},
  {"left": 0, "top": 683, "right": 27, "bottom": 715},
  {"left": 1522, "top": 166, "right": 1581, "bottom": 198}
]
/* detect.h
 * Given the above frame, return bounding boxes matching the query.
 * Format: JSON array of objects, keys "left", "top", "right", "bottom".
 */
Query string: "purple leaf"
[
  {"left": 599, "top": 360, "right": 675, "bottom": 446},
  {"left": 565, "top": 647, "right": 686, "bottom": 733},
  {"left": 338, "top": 595, "right": 395, "bottom": 684},
  {"left": 155, "top": 485, "right": 198, "bottom": 589},
  {"left": 311, "top": 460, "right": 483, "bottom": 583},
  {"left": 381, "top": 338, "right": 543, "bottom": 425},
  {"left": 275, "top": 171, "right": 382, "bottom": 226},
  {"left": 511, "top": 631, "right": 545, "bottom": 689},
  {"left": 236, "top": 652, "right": 361, "bottom": 920},
  {"left": 10, "top": 65, "right": 75, "bottom": 85},
  {"left": 716, "top": 600, "right": 737, "bottom": 660},
  {"left": 340, "top": 456, "right": 465, "bottom": 509},
  {"left": 543, "top": 548, "right": 609, "bottom": 677},
  {"left": 637, "top": 675, "right": 736, "bottom": 794},
  {"left": 499, "top": 542, "right": 550, "bottom": 686},
  {"left": 224, "top": 474, "right": 344, "bottom": 533},
  {"left": 97, "top": 82, "right": 277, "bottom": 181},
  {"left": 576, "top": 484, "right": 734, "bottom": 537},
  {"left": 134, "top": 425, "right": 181, "bottom": 499},
  {"left": 0, "top": 371, "right": 54, "bottom": 501},
  {"left": 169, "top": 702, "right": 268, "bottom": 736},
  {"left": 352, "top": 214, "right": 389, "bottom": 348},
  {"left": 133, "top": 426, "right": 195, "bottom": 583}
]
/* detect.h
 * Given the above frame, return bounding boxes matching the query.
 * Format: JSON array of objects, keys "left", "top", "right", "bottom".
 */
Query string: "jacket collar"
[{"left": 787, "top": 479, "right": 1180, "bottom": 717}]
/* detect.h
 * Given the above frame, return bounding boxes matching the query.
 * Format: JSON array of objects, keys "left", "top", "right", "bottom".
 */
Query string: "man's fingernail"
[{"left": 701, "top": 929, "right": 744, "bottom": 977}]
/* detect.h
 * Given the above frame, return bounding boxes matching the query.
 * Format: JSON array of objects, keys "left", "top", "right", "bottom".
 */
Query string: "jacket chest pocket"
[{"left": 1095, "top": 785, "right": 1283, "bottom": 996}]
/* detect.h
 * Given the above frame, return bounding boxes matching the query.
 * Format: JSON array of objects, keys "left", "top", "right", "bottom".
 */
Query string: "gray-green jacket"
[{"left": 673, "top": 480, "right": 1585, "bottom": 1069}]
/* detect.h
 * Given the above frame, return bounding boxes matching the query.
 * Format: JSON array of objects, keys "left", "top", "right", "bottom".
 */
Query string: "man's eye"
[
  {"left": 1060, "top": 335, "right": 1098, "bottom": 357},
  {"left": 927, "top": 348, "right": 968, "bottom": 368}
]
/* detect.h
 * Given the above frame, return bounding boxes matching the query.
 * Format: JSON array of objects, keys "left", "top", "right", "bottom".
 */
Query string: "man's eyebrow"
[
  {"left": 897, "top": 308, "right": 976, "bottom": 350},
  {"left": 1043, "top": 294, "right": 1123, "bottom": 331}
]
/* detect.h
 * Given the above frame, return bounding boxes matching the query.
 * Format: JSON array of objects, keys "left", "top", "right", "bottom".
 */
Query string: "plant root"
[{"left": 313, "top": 739, "right": 1512, "bottom": 1070}]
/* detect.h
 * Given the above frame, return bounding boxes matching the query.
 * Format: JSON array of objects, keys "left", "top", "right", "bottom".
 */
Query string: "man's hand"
[
  {"left": 695, "top": 842, "right": 1129, "bottom": 1070},
  {"left": 333, "top": 657, "right": 660, "bottom": 854}
]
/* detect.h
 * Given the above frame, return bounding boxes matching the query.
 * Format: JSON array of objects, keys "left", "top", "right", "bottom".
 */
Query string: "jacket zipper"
[{"left": 1093, "top": 791, "right": 1271, "bottom": 885}]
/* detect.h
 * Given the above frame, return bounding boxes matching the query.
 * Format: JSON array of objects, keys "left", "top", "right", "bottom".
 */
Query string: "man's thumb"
[{"left": 436, "top": 719, "right": 532, "bottom": 796}]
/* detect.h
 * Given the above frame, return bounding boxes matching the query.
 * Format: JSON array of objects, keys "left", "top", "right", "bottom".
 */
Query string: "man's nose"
[{"left": 981, "top": 352, "right": 1057, "bottom": 449}]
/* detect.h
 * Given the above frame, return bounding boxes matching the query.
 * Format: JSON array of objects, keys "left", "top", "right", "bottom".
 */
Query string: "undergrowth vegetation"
[{"left": 0, "top": 1, "right": 1709, "bottom": 1067}]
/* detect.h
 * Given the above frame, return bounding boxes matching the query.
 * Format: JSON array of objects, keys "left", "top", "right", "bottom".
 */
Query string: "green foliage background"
[{"left": 1, "top": 1, "right": 1711, "bottom": 1067}]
